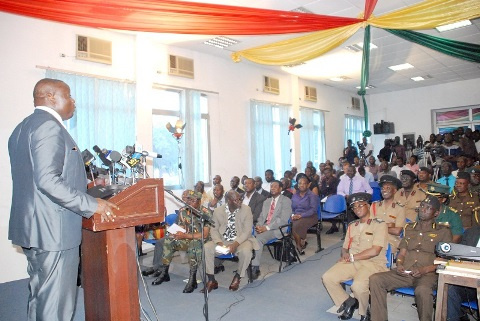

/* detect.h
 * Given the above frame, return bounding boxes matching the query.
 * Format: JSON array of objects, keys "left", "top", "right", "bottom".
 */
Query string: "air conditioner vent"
[
  {"left": 76, "top": 35, "right": 112, "bottom": 65},
  {"left": 304, "top": 86, "right": 317, "bottom": 102},
  {"left": 351, "top": 97, "right": 361, "bottom": 110},
  {"left": 263, "top": 76, "right": 280, "bottom": 95},
  {"left": 169, "top": 55, "right": 194, "bottom": 79}
]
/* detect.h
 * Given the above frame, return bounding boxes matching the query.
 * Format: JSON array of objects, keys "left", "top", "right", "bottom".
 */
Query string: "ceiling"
[{"left": 143, "top": 0, "right": 480, "bottom": 94}]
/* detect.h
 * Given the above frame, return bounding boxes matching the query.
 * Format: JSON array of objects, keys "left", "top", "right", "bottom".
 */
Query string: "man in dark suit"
[
  {"left": 230, "top": 176, "right": 245, "bottom": 194},
  {"left": 251, "top": 180, "right": 292, "bottom": 279},
  {"left": 254, "top": 176, "right": 270, "bottom": 198},
  {"left": 8, "top": 78, "right": 117, "bottom": 321},
  {"left": 242, "top": 178, "right": 266, "bottom": 224}
]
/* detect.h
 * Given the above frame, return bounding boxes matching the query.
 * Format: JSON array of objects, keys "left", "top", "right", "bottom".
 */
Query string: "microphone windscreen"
[{"left": 109, "top": 151, "right": 122, "bottom": 162}]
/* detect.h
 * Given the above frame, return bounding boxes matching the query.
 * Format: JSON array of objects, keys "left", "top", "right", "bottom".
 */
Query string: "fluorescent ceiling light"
[
  {"left": 345, "top": 42, "right": 377, "bottom": 52},
  {"left": 388, "top": 63, "right": 414, "bottom": 71},
  {"left": 356, "top": 42, "right": 378, "bottom": 49},
  {"left": 330, "top": 76, "right": 351, "bottom": 82},
  {"left": 411, "top": 76, "right": 425, "bottom": 82},
  {"left": 436, "top": 20, "right": 471, "bottom": 32},
  {"left": 203, "top": 36, "right": 239, "bottom": 49},
  {"left": 355, "top": 85, "right": 376, "bottom": 89}
]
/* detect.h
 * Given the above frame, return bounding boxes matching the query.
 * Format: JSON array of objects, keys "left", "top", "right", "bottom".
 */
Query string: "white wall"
[
  {"left": 0, "top": 12, "right": 355, "bottom": 283},
  {"left": 368, "top": 79, "right": 480, "bottom": 158}
]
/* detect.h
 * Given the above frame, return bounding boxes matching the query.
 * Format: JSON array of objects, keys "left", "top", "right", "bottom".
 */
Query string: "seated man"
[
  {"left": 205, "top": 184, "right": 225, "bottom": 211},
  {"left": 371, "top": 175, "right": 406, "bottom": 250},
  {"left": 394, "top": 169, "right": 426, "bottom": 222},
  {"left": 251, "top": 180, "right": 292, "bottom": 279},
  {"left": 322, "top": 193, "right": 388, "bottom": 321},
  {"left": 369, "top": 195, "right": 453, "bottom": 321},
  {"left": 203, "top": 190, "right": 259, "bottom": 292},
  {"left": 147, "top": 190, "right": 212, "bottom": 293},
  {"left": 447, "top": 225, "right": 480, "bottom": 321}
]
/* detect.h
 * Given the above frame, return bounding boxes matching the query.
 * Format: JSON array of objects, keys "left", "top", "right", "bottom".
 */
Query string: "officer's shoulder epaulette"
[
  {"left": 404, "top": 222, "right": 416, "bottom": 229},
  {"left": 348, "top": 219, "right": 360, "bottom": 226},
  {"left": 372, "top": 218, "right": 384, "bottom": 223},
  {"left": 394, "top": 201, "right": 405, "bottom": 207},
  {"left": 447, "top": 206, "right": 458, "bottom": 213}
]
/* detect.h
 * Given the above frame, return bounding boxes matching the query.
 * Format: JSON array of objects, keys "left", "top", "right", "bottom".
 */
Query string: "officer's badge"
[{"left": 428, "top": 233, "right": 437, "bottom": 238}]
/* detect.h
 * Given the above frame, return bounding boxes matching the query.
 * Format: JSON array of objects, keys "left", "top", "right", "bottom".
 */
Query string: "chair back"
[
  {"left": 165, "top": 213, "right": 178, "bottom": 226},
  {"left": 370, "top": 181, "right": 382, "bottom": 202},
  {"left": 323, "top": 195, "right": 347, "bottom": 213},
  {"left": 386, "top": 243, "right": 393, "bottom": 269}
]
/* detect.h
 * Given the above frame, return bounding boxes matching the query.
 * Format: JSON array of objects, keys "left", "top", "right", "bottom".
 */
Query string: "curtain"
[
  {"left": 182, "top": 90, "right": 204, "bottom": 189},
  {"left": 250, "top": 101, "right": 290, "bottom": 177},
  {"left": 45, "top": 70, "right": 136, "bottom": 166},
  {"left": 300, "top": 108, "right": 326, "bottom": 168},
  {"left": 0, "top": 0, "right": 361, "bottom": 35},
  {"left": 386, "top": 29, "right": 480, "bottom": 63},
  {"left": 345, "top": 115, "right": 365, "bottom": 147}
]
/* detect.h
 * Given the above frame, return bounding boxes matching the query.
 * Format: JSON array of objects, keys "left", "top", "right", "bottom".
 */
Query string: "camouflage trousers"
[{"left": 161, "top": 238, "right": 203, "bottom": 268}]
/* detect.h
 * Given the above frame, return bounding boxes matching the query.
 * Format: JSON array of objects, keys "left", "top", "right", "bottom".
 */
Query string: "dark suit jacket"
[
  {"left": 247, "top": 191, "right": 267, "bottom": 224},
  {"left": 282, "top": 190, "right": 293, "bottom": 199},
  {"left": 8, "top": 109, "right": 98, "bottom": 251},
  {"left": 259, "top": 189, "right": 270, "bottom": 199},
  {"left": 258, "top": 195, "right": 292, "bottom": 238}
]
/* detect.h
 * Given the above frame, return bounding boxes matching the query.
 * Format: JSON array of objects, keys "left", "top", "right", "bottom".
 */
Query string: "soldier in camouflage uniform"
[
  {"left": 322, "top": 193, "right": 388, "bottom": 321},
  {"left": 152, "top": 190, "right": 212, "bottom": 293},
  {"left": 448, "top": 171, "right": 480, "bottom": 229},
  {"left": 369, "top": 195, "right": 452, "bottom": 321}
]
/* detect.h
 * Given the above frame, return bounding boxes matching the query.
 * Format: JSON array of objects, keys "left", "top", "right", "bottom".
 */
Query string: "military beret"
[
  {"left": 456, "top": 171, "right": 470, "bottom": 181},
  {"left": 425, "top": 182, "right": 450, "bottom": 196},
  {"left": 419, "top": 167, "right": 433, "bottom": 174},
  {"left": 186, "top": 190, "right": 203, "bottom": 200},
  {"left": 400, "top": 170, "right": 416, "bottom": 179},
  {"left": 348, "top": 192, "right": 372, "bottom": 205},
  {"left": 468, "top": 167, "right": 480, "bottom": 174},
  {"left": 422, "top": 194, "right": 441, "bottom": 210},
  {"left": 378, "top": 175, "right": 402, "bottom": 189}
]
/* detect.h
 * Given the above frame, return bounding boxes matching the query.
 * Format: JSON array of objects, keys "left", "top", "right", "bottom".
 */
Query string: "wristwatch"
[{"left": 349, "top": 253, "right": 355, "bottom": 262}]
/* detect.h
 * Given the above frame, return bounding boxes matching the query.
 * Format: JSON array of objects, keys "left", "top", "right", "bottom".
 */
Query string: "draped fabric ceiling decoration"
[{"left": 1, "top": 0, "right": 479, "bottom": 134}]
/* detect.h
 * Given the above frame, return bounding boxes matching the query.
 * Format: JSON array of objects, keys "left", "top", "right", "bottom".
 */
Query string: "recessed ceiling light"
[
  {"left": 283, "top": 62, "right": 306, "bottom": 68},
  {"left": 203, "top": 36, "right": 239, "bottom": 49},
  {"left": 345, "top": 43, "right": 378, "bottom": 52},
  {"left": 388, "top": 63, "right": 414, "bottom": 71},
  {"left": 436, "top": 20, "right": 471, "bottom": 32},
  {"left": 330, "top": 76, "right": 351, "bottom": 82},
  {"left": 411, "top": 76, "right": 425, "bottom": 81},
  {"left": 356, "top": 42, "right": 378, "bottom": 49},
  {"left": 355, "top": 85, "right": 376, "bottom": 89}
]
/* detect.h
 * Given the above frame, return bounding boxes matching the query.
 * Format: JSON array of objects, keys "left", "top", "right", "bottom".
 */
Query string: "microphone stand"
[{"left": 164, "top": 190, "right": 215, "bottom": 321}]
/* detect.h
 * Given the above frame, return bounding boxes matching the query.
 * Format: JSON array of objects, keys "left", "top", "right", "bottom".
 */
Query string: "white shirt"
[
  {"left": 363, "top": 171, "right": 375, "bottom": 183},
  {"left": 364, "top": 143, "right": 374, "bottom": 157},
  {"left": 36, "top": 106, "right": 66, "bottom": 128},
  {"left": 262, "top": 182, "right": 271, "bottom": 192}
]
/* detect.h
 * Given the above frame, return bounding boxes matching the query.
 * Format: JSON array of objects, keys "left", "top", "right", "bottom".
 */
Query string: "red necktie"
[{"left": 266, "top": 198, "right": 276, "bottom": 224}]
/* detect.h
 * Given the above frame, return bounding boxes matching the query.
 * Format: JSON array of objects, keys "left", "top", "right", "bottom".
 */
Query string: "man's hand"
[
  {"left": 96, "top": 199, "right": 119, "bottom": 222},
  {"left": 173, "top": 231, "right": 189, "bottom": 240},
  {"left": 396, "top": 265, "right": 408, "bottom": 276},
  {"left": 410, "top": 267, "right": 426, "bottom": 278},
  {"left": 338, "top": 253, "right": 350, "bottom": 263},
  {"left": 291, "top": 214, "right": 302, "bottom": 221},
  {"left": 228, "top": 242, "right": 239, "bottom": 254},
  {"left": 255, "top": 225, "right": 268, "bottom": 234}
]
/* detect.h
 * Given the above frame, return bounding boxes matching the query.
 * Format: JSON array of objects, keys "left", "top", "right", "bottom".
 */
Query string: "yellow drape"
[
  {"left": 231, "top": 23, "right": 362, "bottom": 65},
  {"left": 369, "top": 0, "right": 480, "bottom": 30}
]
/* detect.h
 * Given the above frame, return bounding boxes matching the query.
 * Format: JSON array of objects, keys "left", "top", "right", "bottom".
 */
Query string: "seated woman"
[{"left": 291, "top": 176, "right": 319, "bottom": 254}]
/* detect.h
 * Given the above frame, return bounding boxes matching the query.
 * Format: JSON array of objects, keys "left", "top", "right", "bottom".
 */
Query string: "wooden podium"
[{"left": 81, "top": 178, "right": 165, "bottom": 321}]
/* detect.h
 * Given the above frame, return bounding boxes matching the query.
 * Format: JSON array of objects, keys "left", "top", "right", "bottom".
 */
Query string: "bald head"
[{"left": 33, "top": 78, "right": 75, "bottom": 120}]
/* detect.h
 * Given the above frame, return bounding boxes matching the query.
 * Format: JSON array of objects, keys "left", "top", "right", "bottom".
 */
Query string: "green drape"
[
  {"left": 359, "top": 25, "right": 371, "bottom": 137},
  {"left": 385, "top": 29, "right": 480, "bottom": 63}
]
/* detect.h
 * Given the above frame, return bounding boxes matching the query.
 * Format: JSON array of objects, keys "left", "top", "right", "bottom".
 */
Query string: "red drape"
[
  {"left": 0, "top": 0, "right": 362, "bottom": 35},
  {"left": 364, "top": 0, "right": 378, "bottom": 19}
]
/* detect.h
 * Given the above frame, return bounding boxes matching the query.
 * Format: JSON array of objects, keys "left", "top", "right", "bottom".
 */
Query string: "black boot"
[
  {"left": 152, "top": 265, "right": 170, "bottom": 285},
  {"left": 183, "top": 267, "right": 198, "bottom": 293}
]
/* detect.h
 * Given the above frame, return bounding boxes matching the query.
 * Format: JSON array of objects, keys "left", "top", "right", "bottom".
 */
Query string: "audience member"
[
  {"left": 452, "top": 156, "right": 467, "bottom": 177},
  {"left": 353, "top": 156, "right": 360, "bottom": 169},
  {"left": 358, "top": 166, "right": 374, "bottom": 183},
  {"left": 394, "top": 170, "right": 425, "bottom": 222},
  {"left": 207, "top": 175, "right": 222, "bottom": 201},
  {"left": 377, "top": 160, "right": 397, "bottom": 181},
  {"left": 322, "top": 193, "right": 388, "bottom": 321},
  {"left": 151, "top": 191, "right": 212, "bottom": 293},
  {"left": 378, "top": 140, "right": 392, "bottom": 163},
  {"left": 406, "top": 155, "right": 420, "bottom": 175},
  {"left": 251, "top": 180, "right": 292, "bottom": 279},
  {"left": 391, "top": 157, "right": 406, "bottom": 178},
  {"left": 361, "top": 136, "right": 374, "bottom": 159},
  {"left": 369, "top": 195, "right": 452, "bottom": 321},
  {"left": 291, "top": 176, "right": 319, "bottom": 254},
  {"left": 230, "top": 176, "right": 245, "bottom": 194},
  {"left": 254, "top": 176, "right": 270, "bottom": 198},
  {"left": 371, "top": 175, "right": 405, "bottom": 250},
  {"left": 392, "top": 136, "right": 406, "bottom": 161},
  {"left": 319, "top": 167, "right": 340, "bottom": 199},
  {"left": 459, "top": 127, "right": 477, "bottom": 158},
  {"left": 365, "top": 156, "right": 379, "bottom": 181},
  {"left": 336, "top": 166, "right": 373, "bottom": 198},
  {"left": 263, "top": 169, "right": 275, "bottom": 192},
  {"left": 280, "top": 177, "right": 293, "bottom": 199},
  {"left": 203, "top": 190, "right": 258, "bottom": 292},
  {"left": 194, "top": 180, "right": 209, "bottom": 205},
  {"left": 446, "top": 225, "right": 480, "bottom": 321},
  {"left": 241, "top": 178, "right": 267, "bottom": 225},
  {"left": 448, "top": 171, "right": 480, "bottom": 229},
  {"left": 304, "top": 167, "right": 319, "bottom": 195},
  {"left": 468, "top": 167, "right": 480, "bottom": 195},
  {"left": 442, "top": 133, "right": 462, "bottom": 169},
  {"left": 437, "top": 161, "right": 456, "bottom": 193},
  {"left": 343, "top": 139, "right": 358, "bottom": 165},
  {"left": 417, "top": 167, "right": 433, "bottom": 191},
  {"left": 425, "top": 182, "right": 463, "bottom": 243},
  {"left": 205, "top": 184, "right": 225, "bottom": 210}
]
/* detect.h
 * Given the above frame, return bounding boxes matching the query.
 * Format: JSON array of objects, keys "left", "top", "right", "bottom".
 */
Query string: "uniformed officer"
[
  {"left": 468, "top": 167, "right": 480, "bottom": 195},
  {"left": 449, "top": 171, "right": 480, "bottom": 229},
  {"left": 369, "top": 195, "right": 452, "bottom": 321},
  {"left": 322, "top": 193, "right": 388, "bottom": 321},
  {"left": 152, "top": 190, "right": 212, "bottom": 293},
  {"left": 370, "top": 175, "right": 406, "bottom": 250},
  {"left": 394, "top": 170, "right": 426, "bottom": 221},
  {"left": 424, "top": 182, "right": 463, "bottom": 243}
]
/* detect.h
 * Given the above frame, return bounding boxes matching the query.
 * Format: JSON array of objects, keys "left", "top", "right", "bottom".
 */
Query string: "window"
[
  {"left": 433, "top": 105, "right": 480, "bottom": 134},
  {"left": 250, "top": 100, "right": 291, "bottom": 177},
  {"left": 152, "top": 88, "right": 210, "bottom": 189},
  {"left": 344, "top": 115, "right": 365, "bottom": 146},
  {"left": 300, "top": 107, "right": 326, "bottom": 168}
]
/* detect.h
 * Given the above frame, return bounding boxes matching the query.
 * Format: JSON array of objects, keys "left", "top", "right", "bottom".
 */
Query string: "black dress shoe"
[
  {"left": 214, "top": 265, "right": 225, "bottom": 274},
  {"left": 141, "top": 267, "right": 155, "bottom": 276},
  {"left": 359, "top": 315, "right": 370, "bottom": 321},
  {"left": 326, "top": 225, "right": 339, "bottom": 234},
  {"left": 338, "top": 298, "right": 358, "bottom": 320},
  {"left": 229, "top": 275, "right": 241, "bottom": 291},
  {"left": 251, "top": 266, "right": 260, "bottom": 280},
  {"left": 337, "top": 302, "right": 346, "bottom": 314}
]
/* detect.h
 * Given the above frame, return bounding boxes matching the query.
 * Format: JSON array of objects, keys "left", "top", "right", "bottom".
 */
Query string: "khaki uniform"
[
  {"left": 322, "top": 218, "right": 388, "bottom": 316},
  {"left": 370, "top": 200, "right": 406, "bottom": 249},
  {"left": 448, "top": 192, "right": 480, "bottom": 228},
  {"left": 394, "top": 185, "right": 426, "bottom": 221},
  {"left": 369, "top": 222, "right": 452, "bottom": 321}
]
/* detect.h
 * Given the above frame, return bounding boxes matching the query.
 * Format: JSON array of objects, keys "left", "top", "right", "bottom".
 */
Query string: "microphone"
[
  {"left": 81, "top": 149, "right": 96, "bottom": 166},
  {"left": 92, "top": 145, "right": 112, "bottom": 167},
  {"left": 142, "top": 150, "right": 162, "bottom": 158},
  {"left": 108, "top": 150, "right": 122, "bottom": 163}
]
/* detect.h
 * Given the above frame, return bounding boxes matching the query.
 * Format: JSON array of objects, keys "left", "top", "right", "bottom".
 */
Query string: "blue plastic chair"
[
  {"left": 143, "top": 213, "right": 178, "bottom": 245},
  {"left": 265, "top": 220, "right": 301, "bottom": 272},
  {"left": 319, "top": 195, "right": 347, "bottom": 239},
  {"left": 370, "top": 181, "right": 382, "bottom": 202}
]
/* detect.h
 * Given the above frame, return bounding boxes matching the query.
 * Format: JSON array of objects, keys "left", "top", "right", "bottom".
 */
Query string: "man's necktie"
[
  {"left": 266, "top": 198, "right": 276, "bottom": 224},
  {"left": 349, "top": 179, "right": 353, "bottom": 195},
  {"left": 445, "top": 177, "right": 449, "bottom": 187}
]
